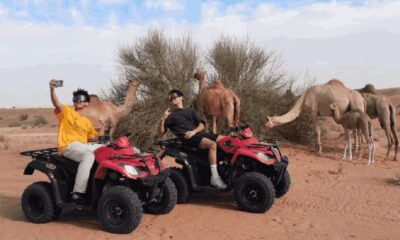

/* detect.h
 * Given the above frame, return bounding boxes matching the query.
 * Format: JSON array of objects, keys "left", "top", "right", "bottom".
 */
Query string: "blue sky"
[
  {"left": 1, "top": 0, "right": 400, "bottom": 107},
  {"left": 0, "top": 0, "right": 365, "bottom": 26}
]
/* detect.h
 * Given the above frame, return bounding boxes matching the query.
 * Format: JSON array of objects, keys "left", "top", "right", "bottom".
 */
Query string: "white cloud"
[
  {"left": 1, "top": 1, "right": 400, "bottom": 107},
  {"left": 145, "top": 0, "right": 185, "bottom": 12},
  {"left": 69, "top": 8, "right": 84, "bottom": 24}
]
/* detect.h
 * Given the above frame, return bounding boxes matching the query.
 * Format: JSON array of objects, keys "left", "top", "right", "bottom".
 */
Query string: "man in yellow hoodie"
[{"left": 49, "top": 79, "right": 101, "bottom": 204}]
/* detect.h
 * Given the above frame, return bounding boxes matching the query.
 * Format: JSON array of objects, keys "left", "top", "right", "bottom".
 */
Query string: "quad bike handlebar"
[{"left": 221, "top": 123, "right": 250, "bottom": 135}]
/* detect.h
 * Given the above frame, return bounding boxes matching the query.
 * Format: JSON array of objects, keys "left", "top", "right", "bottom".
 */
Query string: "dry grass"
[
  {"left": 8, "top": 122, "right": 21, "bottom": 127},
  {"left": 386, "top": 173, "right": 400, "bottom": 186},
  {"left": 0, "top": 135, "right": 9, "bottom": 150},
  {"left": 19, "top": 114, "right": 28, "bottom": 121},
  {"left": 32, "top": 115, "right": 48, "bottom": 126}
]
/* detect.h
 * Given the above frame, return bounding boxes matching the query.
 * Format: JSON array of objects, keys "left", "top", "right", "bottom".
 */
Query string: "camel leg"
[
  {"left": 343, "top": 129, "right": 351, "bottom": 160},
  {"left": 383, "top": 126, "right": 393, "bottom": 161},
  {"left": 223, "top": 102, "right": 235, "bottom": 128},
  {"left": 349, "top": 130, "right": 352, "bottom": 161},
  {"left": 353, "top": 130, "right": 359, "bottom": 154},
  {"left": 311, "top": 113, "right": 322, "bottom": 153},
  {"left": 212, "top": 116, "right": 217, "bottom": 134},
  {"left": 390, "top": 123, "right": 399, "bottom": 161}
]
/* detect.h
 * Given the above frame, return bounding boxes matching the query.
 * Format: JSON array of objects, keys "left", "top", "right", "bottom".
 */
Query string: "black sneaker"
[{"left": 71, "top": 192, "right": 87, "bottom": 205}]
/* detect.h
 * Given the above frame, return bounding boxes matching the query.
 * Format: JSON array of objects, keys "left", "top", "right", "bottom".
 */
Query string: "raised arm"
[
  {"left": 158, "top": 108, "right": 171, "bottom": 137},
  {"left": 49, "top": 79, "right": 63, "bottom": 110}
]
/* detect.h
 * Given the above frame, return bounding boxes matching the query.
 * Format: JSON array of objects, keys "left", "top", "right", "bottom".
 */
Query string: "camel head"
[
  {"left": 263, "top": 116, "right": 274, "bottom": 134},
  {"left": 358, "top": 84, "right": 377, "bottom": 94},
  {"left": 193, "top": 69, "right": 205, "bottom": 82},
  {"left": 329, "top": 103, "right": 339, "bottom": 114}
]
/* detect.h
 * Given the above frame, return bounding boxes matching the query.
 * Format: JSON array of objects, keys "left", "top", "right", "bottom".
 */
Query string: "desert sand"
[{"left": 0, "top": 88, "right": 399, "bottom": 240}]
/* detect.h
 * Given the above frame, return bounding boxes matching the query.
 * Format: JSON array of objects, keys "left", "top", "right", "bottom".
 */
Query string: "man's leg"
[
  {"left": 63, "top": 142, "right": 100, "bottom": 194},
  {"left": 198, "top": 138, "right": 226, "bottom": 189}
]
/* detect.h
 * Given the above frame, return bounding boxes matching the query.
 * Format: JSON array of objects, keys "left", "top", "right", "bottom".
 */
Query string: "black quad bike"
[
  {"left": 158, "top": 124, "right": 290, "bottom": 213},
  {"left": 20, "top": 136, "right": 177, "bottom": 234}
]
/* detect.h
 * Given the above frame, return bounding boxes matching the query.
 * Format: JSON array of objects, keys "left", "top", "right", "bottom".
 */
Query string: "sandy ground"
[{"left": 0, "top": 89, "right": 399, "bottom": 240}]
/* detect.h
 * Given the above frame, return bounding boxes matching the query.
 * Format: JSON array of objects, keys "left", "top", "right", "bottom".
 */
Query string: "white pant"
[{"left": 63, "top": 142, "right": 103, "bottom": 193}]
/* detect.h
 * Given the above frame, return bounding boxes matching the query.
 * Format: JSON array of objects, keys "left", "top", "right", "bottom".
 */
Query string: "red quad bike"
[
  {"left": 158, "top": 124, "right": 290, "bottom": 213},
  {"left": 20, "top": 136, "right": 177, "bottom": 234}
]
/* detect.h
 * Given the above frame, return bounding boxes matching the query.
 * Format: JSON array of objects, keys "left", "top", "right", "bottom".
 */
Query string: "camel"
[
  {"left": 193, "top": 70, "right": 240, "bottom": 134},
  {"left": 80, "top": 80, "right": 139, "bottom": 137},
  {"left": 330, "top": 103, "right": 374, "bottom": 165},
  {"left": 357, "top": 84, "right": 398, "bottom": 161},
  {"left": 263, "top": 79, "right": 365, "bottom": 153}
]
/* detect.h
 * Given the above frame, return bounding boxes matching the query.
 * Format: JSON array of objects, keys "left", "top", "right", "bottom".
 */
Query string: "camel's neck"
[
  {"left": 117, "top": 80, "right": 138, "bottom": 116},
  {"left": 331, "top": 108, "right": 342, "bottom": 124},
  {"left": 198, "top": 79, "right": 205, "bottom": 93},
  {"left": 267, "top": 94, "right": 305, "bottom": 128}
]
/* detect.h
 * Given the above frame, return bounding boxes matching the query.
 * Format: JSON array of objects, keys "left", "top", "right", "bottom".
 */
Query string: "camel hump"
[
  {"left": 327, "top": 79, "right": 346, "bottom": 87},
  {"left": 89, "top": 94, "right": 101, "bottom": 104}
]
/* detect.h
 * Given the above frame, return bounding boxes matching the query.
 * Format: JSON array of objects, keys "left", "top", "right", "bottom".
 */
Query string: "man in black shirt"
[{"left": 159, "top": 89, "right": 227, "bottom": 189}]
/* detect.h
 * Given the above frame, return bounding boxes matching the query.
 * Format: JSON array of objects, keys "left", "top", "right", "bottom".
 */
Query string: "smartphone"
[{"left": 54, "top": 80, "right": 63, "bottom": 88}]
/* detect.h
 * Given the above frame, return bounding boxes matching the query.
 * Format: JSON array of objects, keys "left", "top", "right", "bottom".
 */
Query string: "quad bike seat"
[{"left": 51, "top": 154, "right": 79, "bottom": 169}]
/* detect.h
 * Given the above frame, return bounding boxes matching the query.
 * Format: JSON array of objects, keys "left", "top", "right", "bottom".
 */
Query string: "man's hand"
[
  {"left": 184, "top": 130, "right": 196, "bottom": 139},
  {"left": 162, "top": 108, "right": 171, "bottom": 120},
  {"left": 49, "top": 79, "right": 58, "bottom": 89}
]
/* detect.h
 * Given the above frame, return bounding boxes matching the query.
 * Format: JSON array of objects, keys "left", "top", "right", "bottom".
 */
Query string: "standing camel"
[
  {"left": 80, "top": 80, "right": 139, "bottom": 137},
  {"left": 193, "top": 70, "right": 240, "bottom": 134},
  {"left": 330, "top": 103, "right": 374, "bottom": 165},
  {"left": 357, "top": 84, "right": 398, "bottom": 161},
  {"left": 263, "top": 79, "right": 365, "bottom": 153}
]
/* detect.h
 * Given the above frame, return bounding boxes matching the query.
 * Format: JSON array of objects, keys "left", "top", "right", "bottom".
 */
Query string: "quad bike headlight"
[
  {"left": 122, "top": 165, "right": 139, "bottom": 176},
  {"left": 256, "top": 152, "right": 273, "bottom": 163}
]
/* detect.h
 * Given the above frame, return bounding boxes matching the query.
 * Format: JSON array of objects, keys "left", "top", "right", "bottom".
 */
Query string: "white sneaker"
[{"left": 210, "top": 177, "right": 227, "bottom": 190}]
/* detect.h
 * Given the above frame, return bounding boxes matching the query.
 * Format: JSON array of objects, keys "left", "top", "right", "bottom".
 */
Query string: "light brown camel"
[
  {"left": 357, "top": 84, "right": 399, "bottom": 161},
  {"left": 193, "top": 70, "right": 240, "bottom": 134},
  {"left": 330, "top": 103, "right": 374, "bottom": 165},
  {"left": 263, "top": 79, "right": 365, "bottom": 153},
  {"left": 80, "top": 80, "right": 139, "bottom": 137}
]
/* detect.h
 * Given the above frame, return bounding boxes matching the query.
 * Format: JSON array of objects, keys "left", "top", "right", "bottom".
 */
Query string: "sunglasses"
[{"left": 169, "top": 96, "right": 179, "bottom": 102}]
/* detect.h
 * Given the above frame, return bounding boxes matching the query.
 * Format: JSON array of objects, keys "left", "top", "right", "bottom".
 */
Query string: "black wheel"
[
  {"left": 275, "top": 171, "right": 291, "bottom": 198},
  {"left": 98, "top": 186, "right": 143, "bottom": 234},
  {"left": 144, "top": 178, "right": 177, "bottom": 214},
  {"left": 169, "top": 167, "right": 190, "bottom": 203},
  {"left": 234, "top": 172, "right": 275, "bottom": 213},
  {"left": 21, "top": 181, "right": 62, "bottom": 223}
]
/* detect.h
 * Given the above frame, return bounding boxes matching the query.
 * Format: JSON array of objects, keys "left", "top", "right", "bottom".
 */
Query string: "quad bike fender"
[
  {"left": 231, "top": 148, "right": 277, "bottom": 166},
  {"left": 24, "top": 160, "right": 62, "bottom": 179},
  {"left": 23, "top": 160, "right": 65, "bottom": 208}
]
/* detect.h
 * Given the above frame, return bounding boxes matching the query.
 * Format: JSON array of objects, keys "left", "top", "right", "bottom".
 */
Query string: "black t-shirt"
[{"left": 164, "top": 108, "right": 205, "bottom": 137}]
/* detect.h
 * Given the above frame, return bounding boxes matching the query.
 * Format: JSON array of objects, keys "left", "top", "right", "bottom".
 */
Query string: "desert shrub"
[
  {"left": 386, "top": 173, "right": 400, "bottom": 186},
  {"left": 19, "top": 113, "right": 28, "bottom": 121},
  {"left": 108, "top": 30, "right": 314, "bottom": 149},
  {"left": 110, "top": 28, "right": 198, "bottom": 148},
  {"left": 32, "top": 115, "right": 48, "bottom": 126},
  {"left": 208, "top": 36, "right": 314, "bottom": 143},
  {"left": 9, "top": 122, "right": 21, "bottom": 127}
]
